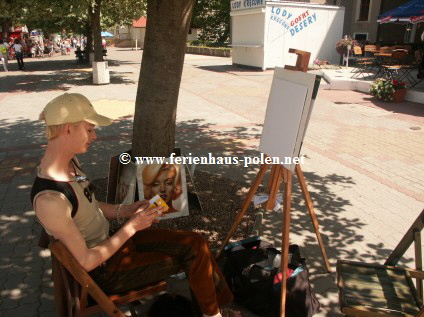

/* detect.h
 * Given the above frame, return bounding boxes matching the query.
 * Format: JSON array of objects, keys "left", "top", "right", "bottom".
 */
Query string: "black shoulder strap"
[{"left": 31, "top": 177, "right": 78, "bottom": 218}]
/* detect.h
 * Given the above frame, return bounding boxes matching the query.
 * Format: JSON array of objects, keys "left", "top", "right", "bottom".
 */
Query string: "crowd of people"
[{"left": 0, "top": 36, "right": 89, "bottom": 72}]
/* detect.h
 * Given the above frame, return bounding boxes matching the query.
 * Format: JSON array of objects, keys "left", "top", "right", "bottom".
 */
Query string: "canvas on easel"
[{"left": 259, "top": 68, "right": 318, "bottom": 171}]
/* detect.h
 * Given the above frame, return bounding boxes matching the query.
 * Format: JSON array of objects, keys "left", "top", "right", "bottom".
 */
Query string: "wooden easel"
[{"left": 217, "top": 50, "right": 331, "bottom": 317}]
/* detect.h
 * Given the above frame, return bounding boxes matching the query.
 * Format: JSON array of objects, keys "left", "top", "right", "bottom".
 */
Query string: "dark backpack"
[{"left": 220, "top": 236, "right": 320, "bottom": 317}]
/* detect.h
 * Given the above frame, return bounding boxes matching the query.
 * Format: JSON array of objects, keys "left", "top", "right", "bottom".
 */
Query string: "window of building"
[
  {"left": 354, "top": 33, "right": 368, "bottom": 41},
  {"left": 358, "top": 0, "right": 370, "bottom": 21}
]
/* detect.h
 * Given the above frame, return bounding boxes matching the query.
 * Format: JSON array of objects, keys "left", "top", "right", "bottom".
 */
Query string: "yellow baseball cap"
[{"left": 43, "top": 93, "right": 113, "bottom": 126}]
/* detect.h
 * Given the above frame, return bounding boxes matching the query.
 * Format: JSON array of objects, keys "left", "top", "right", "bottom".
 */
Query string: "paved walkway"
[{"left": 0, "top": 48, "right": 423, "bottom": 316}]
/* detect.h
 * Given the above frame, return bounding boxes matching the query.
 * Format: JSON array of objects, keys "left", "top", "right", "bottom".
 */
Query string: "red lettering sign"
[
  {"left": 380, "top": 16, "right": 392, "bottom": 23},
  {"left": 411, "top": 15, "right": 424, "bottom": 24}
]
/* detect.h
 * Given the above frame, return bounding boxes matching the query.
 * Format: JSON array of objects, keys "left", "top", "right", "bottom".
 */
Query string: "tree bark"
[
  {"left": 132, "top": 0, "right": 196, "bottom": 157},
  {"left": 1, "top": 19, "right": 11, "bottom": 41},
  {"left": 89, "top": 0, "right": 103, "bottom": 62},
  {"left": 85, "top": 19, "right": 92, "bottom": 62}
]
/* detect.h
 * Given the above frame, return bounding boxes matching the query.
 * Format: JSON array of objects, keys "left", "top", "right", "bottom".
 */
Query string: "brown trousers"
[{"left": 90, "top": 228, "right": 233, "bottom": 315}]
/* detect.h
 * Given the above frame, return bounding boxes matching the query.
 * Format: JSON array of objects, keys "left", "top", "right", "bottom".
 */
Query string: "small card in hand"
[{"left": 148, "top": 194, "right": 169, "bottom": 215}]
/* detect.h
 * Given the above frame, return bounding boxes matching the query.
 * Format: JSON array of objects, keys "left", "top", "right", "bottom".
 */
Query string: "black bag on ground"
[{"left": 220, "top": 236, "right": 320, "bottom": 317}]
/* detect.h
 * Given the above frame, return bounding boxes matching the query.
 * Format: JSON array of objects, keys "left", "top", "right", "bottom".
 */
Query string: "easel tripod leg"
[
  {"left": 216, "top": 163, "right": 270, "bottom": 259},
  {"left": 280, "top": 169, "right": 293, "bottom": 317},
  {"left": 295, "top": 164, "right": 331, "bottom": 272},
  {"left": 266, "top": 166, "right": 283, "bottom": 211}
]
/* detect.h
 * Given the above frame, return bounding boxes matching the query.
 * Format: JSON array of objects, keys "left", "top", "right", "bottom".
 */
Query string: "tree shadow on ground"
[
  {"left": 0, "top": 59, "right": 135, "bottom": 93},
  {"left": 328, "top": 91, "right": 424, "bottom": 118},
  {"left": 0, "top": 116, "right": 417, "bottom": 316}
]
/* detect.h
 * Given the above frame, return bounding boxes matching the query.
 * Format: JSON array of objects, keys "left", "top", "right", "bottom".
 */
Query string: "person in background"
[
  {"left": 0, "top": 39, "right": 9, "bottom": 72},
  {"left": 37, "top": 41, "right": 44, "bottom": 58},
  {"left": 66, "top": 40, "right": 71, "bottom": 54},
  {"left": 48, "top": 40, "right": 54, "bottom": 57},
  {"left": 13, "top": 38, "right": 25, "bottom": 70}
]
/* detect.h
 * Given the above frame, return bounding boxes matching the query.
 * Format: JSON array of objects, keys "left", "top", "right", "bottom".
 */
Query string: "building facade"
[{"left": 333, "top": 0, "right": 420, "bottom": 44}]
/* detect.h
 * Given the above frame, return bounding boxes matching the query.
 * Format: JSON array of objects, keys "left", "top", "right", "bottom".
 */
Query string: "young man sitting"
[{"left": 32, "top": 93, "right": 233, "bottom": 317}]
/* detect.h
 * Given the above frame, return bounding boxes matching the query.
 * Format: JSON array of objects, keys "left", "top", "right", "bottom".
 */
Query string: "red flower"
[{"left": 392, "top": 80, "right": 406, "bottom": 89}]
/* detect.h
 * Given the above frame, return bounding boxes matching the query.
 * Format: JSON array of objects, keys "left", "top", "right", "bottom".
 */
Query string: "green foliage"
[
  {"left": 0, "top": 0, "right": 29, "bottom": 22},
  {"left": 192, "top": 0, "right": 229, "bottom": 43},
  {"left": 1, "top": 0, "right": 146, "bottom": 36},
  {"left": 369, "top": 78, "right": 407, "bottom": 102},
  {"left": 101, "top": 0, "right": 146, "bottom": 29}
]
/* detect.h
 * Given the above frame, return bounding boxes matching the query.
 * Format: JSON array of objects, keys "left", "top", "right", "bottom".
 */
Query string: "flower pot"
[{"left": 392, "top": 88, "right": 407, "bottom": 102}]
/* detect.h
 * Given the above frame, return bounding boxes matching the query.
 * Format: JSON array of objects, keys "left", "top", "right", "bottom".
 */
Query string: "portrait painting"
[
  {"left": 136, "top": 161, "right": 189, "bottom": 219},
  {"left": 115, "top": 161, "right": 137, "bottom": 205}
]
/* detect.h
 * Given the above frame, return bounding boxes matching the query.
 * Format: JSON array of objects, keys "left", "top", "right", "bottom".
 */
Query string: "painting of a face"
[
  {"left": 137, "top": 161, "right": 189, "bottom": 219},
  {"left": 145, "top": 166, "right": 177, "bottom": 204}
]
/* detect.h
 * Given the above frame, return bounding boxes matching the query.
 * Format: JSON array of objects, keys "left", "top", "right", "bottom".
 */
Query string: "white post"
[
  {"left": 93, "top": 61, "right": 110, "bottom": 85},
  {"left": 346, "top": 45, "right": 351, "bottom": 68},
  {"left": 135, "top": 38, "right": 138, "bottom": 51}
]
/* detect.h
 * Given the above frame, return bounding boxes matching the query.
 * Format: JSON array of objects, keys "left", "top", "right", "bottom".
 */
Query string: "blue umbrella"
[
  {"left": 378, "top": 0, "right": 424, "bottom": 23},
  {"left": 101, "top": 31, "right": 114, "bottom": 37}
]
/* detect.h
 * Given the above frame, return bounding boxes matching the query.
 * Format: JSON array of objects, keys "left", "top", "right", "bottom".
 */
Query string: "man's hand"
[
  {"left": 123, "top": 200, "right": 149, "bottom": 218},
  {"left": 125, "top": 206, "right": 164, "bottom": 234}
]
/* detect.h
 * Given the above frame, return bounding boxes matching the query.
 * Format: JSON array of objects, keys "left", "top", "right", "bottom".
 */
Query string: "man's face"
[{"left": 69, "top": 121, "right": 97, "bottom": 154}]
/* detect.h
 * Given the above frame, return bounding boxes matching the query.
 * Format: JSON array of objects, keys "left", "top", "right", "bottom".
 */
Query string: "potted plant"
[
  {"left": 369, "top": 79, "right": 407, "bottom": 102},
  {"left": 335, "top": 37, "right": 353, "bottom": 56},
  {"left": 392, "top": 80, "right": 407, "bottom": 102}
]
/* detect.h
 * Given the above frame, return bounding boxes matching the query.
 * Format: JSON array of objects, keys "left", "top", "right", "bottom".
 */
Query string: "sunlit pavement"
[{"left": 0, "top": 47, "right": 423, "bottom": 316}]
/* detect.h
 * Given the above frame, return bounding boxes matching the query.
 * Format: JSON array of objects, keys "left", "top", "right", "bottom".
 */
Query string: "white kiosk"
[{"left": 230, "top": 0, "right": 345, "bottom": 70}]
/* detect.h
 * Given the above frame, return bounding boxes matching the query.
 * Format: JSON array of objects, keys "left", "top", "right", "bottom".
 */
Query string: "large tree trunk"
[
  {"left": 132, "top": 0, "right": 196, "bottom": 157},
  {"left": 90, "top": 0, "right": 103, "bottom": 62},
  {"left": 1, "top": 19, "right": 11, "bottom": 41}
]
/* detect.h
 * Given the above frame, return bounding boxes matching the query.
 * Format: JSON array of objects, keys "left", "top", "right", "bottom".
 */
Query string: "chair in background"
[
  {"left": 337, "top": 208, "right": 424, "bottom": 317},
  {"left": 351, "top": 46, "right": 375, "bottom": 79},
  {"left": 49, "top": 240, "right": 167, "bottom": 317},
  {"left": 379, "top": 46, "right": 394, "bottom": 54},
  {"left": 380, "top": 49, "right": 409, "bottom": 80},
  {"left": 400, "top": 49, "right": 424, "bottom": 88}
]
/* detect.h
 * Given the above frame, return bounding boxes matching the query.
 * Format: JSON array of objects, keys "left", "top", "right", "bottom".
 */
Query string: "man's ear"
[{"left": 62, "top": 123, "right": 72, "bottom": 135}]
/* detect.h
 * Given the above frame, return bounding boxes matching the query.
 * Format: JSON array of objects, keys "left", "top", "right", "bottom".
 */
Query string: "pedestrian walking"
[
  {"left": 0, "top": 39, "right": 9, "bottom": 72},
  {"left": 48, "top": 40, "right": 54, "bottom": 57},
  {"left": 13, "top": 38, "right": 25, "bottom": 70}
]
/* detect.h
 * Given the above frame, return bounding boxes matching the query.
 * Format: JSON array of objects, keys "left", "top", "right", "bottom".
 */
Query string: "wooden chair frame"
[
  {"left": 49, "top": 240, "right": 167, "bottom": 317},
  {"left": 337, "top": 209, "right": 424, "bottom": 317},
  {"left": 351, "top": 46, "right": 375, "bottom": 79}
]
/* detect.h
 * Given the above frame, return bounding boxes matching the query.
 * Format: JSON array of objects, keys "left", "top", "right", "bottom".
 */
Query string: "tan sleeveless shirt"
[{"left": 33, "top": 161, "right": 110, "bottom": 249}]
